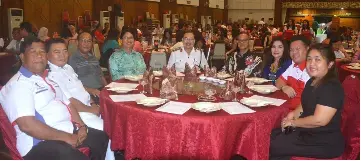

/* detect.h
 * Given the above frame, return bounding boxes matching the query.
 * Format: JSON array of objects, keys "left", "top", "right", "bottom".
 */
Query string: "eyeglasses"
[
  {"left": 290, "top": 47, "right": 302, "bottom": 53},
  {"left": 80, "top": 39, "right": 92, "bottom": 43},
  {"left": 183, "top": 38, "right": 195, "bottom": 42},
  {"left": 123, "top": 36, "right": 134, "bottom": 40},
  {"left": 236, "top": 39, "right": 249, "bottom": 43}
]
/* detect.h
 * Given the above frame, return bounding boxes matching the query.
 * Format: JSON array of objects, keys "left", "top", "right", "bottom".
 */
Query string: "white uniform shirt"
[
  {"left": 6, "top": 39, "right": 22, "bottom": 51},
  {"left": 48, "top": 62, "right": 91, "bottom": 106},
  {"left": 167, "top": 47, "right": 208, "bottom": 72},
  {"left": 0, "top": 66, "right": 73, "bottom": 156}
]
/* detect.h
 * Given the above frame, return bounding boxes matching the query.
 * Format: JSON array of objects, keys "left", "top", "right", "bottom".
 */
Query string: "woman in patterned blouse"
[{"left": 109, "top": 28, "right": 146, "bottom": 81}]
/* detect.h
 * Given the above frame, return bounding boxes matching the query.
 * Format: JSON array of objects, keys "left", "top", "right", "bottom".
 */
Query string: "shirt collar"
[
  {"left": 19, "top": 66, "right": 49, "bottom": 78},
  {"left": 19, "top": 66, "right": 33, "bottom": 78},
  {"left": 48, "top": 61, "right": 66, "bottom": 71},
  {"left": 293, "top": 61, "right": 306, "bottom": 70}
]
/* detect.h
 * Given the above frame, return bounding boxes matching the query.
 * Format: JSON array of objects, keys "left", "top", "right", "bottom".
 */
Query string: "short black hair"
[
  {"left": 45, "top": 38, "right": 66, "bottom": 53},
  {"left": 120, "top": 28, "right": 134, "bottom": 39},
  {"left": 290, "top": 35, "right": 311, "bottom": 47},
  {"left": 77, "top": 32, "right": 92, "bottom": 41},
  {"left": 20, "top": 38, "right": 43, "bottom": 53},
  {"left": 20, "top": 22, "right": 33, "bottom": 33}
]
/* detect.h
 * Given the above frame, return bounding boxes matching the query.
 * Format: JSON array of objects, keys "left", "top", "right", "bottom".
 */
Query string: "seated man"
[
  {"left": 275, "top": 35, "right": 311, "bottom": 110},
  {"left": 0, "top": 38, "right": 108, "bottom": 159},
  {"left": 330, "top": 37, "right": 351, "bottom": 62},
  {"left": 68, "top": 32, "right": 107, "bottom": 103},
  {"left": 46, "top": 38, "right": 114, "bottom": 160},
  {"left": 5, "top": 27, "right": 22, "bottom": 53},
  {"left": 167, "top": 31, "right": 208, "bottom": 72},
  {"left": 225, "top": 32, "right": 262, "bottom": 77}
]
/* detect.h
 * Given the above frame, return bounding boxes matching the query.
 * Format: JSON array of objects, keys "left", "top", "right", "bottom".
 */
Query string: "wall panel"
[{"left": 23, "top": 0, "right": 92, "bottom": 35}]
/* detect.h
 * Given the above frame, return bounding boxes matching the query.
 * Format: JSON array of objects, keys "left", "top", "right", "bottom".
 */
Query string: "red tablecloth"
[
  {"left": 338, "top": 64, "right": 360, "bottom": 82},
  {"left": 100, "top": 80, "right": 291, "bottom": 159}
]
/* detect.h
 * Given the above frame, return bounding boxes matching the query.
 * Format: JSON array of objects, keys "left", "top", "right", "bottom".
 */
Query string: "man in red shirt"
[{"left": 276, "top": 35, "right": 311, "bottom": 109}]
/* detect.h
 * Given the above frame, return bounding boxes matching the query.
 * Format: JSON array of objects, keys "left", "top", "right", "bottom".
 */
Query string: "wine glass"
[
  {"left": 139, "top": 79, "right": 148, "bottom": 94},
  {"left": 232, "top": 85, "right": 241, "bottom": 102},
  {"left": 204, "top": 84, "right": 216, "bottom": 99}
]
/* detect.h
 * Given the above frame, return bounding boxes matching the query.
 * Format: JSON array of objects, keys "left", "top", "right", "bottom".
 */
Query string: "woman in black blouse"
[{"left": 269, "top": 44, "right": 345, "bottom": 159}]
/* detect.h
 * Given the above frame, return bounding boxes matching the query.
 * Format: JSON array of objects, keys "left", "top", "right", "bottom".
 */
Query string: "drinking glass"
[
  {"left": 204, "top": 84, "right": 216, "bottom": 99},
  {"left": 232, "top": 85, "right": 241, "bottom": 101},
  {"left": 139, "top": 79, "right": 148, "bottom": 94}
]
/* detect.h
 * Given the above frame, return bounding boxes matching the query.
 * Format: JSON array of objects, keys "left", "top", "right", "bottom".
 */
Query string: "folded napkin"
[
  {"left": 184, "top": 63, "right": 198, "bottom": 81},
  {"left": 109, "top": 94, "right": 147, "bottom": 102},
  {"left": 219, "top": 102, "right": 255, "bottom": 114},
  {"left": 160, "top": 78, "right": 178, "bottom": 100},
  {"left": 156, "top": 101, "right": 191, "bottom": 115}
]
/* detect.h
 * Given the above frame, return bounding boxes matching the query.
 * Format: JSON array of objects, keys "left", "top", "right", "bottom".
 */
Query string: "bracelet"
[{"left": 78, "top": 124, "right": 89, "bottom": 134}]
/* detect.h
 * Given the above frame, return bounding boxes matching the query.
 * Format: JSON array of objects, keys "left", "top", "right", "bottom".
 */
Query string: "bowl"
[{"left": 199, "top": 76, "right": 206, "bottom": 80}]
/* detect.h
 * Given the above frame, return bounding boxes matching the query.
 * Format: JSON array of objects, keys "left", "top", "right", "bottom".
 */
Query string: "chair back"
[
  {"left": 149, "top": 51, "right": 167, "bottom": 70},
  {"left": 92, "top": 43, "right": 101, "bottom": 60},
  {"left": 212, "top": 43, "right": 226, "bottom": 60},
  {"left": 0, "top": 98, "right": 22, "bottom": 159},
  {"left": 291, "top": 75, "right": 360, "bottom": 160},
  {"left": 67, "top": 39, "right": 78, "bottom": 57},
  {"left": 283, "top": 30, "right": 294, "bottom": 41},
  {"left": 248, "top": 39, "right": 255, "bottom": 51},
  {"left": 340, "top": 75, "right": 360, "bottom": 160},
  {"left": 301, "top": 30, "right": 312, "bottom": 40}
]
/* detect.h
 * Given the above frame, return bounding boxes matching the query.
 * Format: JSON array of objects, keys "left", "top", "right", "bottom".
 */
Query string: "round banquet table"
[
  {"left": 100, "top": 80, "right": 291, "bottom": 160},
  {"left": 338, "top": 64, "right": 360, "bottom": 83}
]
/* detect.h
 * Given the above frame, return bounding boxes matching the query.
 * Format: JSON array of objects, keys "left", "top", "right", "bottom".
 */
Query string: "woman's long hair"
[
  {"left": 161, "top": 28, "right": 172, "bottom": 45},
  {"left": 307, "top": 44, "right": 338, "bottom": 88},
  {"left": 263, "top": 37, "right": 290, "bottom": 70},
  {"left": 301, "top": 20, "right": 310, "bottom": 30},
  {"left": 287, "top": 19, "right": 295, "bottom": 30}
]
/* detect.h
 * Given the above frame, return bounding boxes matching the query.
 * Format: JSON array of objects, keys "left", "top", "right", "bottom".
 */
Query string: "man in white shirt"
[
  {"left": 167, "top": 31, "right": 208, "bottom": 72},
  {"left": 45, "top": 38, "right": 115, "bottom": 160},
  {"left": 258, "top": 18, "right": 265, "bottom": 25},
  {"left": 0, "top": 38, "right": 108, "bottom": 159},
  {"left": 6, "top": 27, "right": 23, "bottom": 53}
]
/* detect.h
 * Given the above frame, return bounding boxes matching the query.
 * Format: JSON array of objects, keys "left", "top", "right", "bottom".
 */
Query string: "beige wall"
[{"left": 227, "top": 0, "right": 275, "bottom": 24}]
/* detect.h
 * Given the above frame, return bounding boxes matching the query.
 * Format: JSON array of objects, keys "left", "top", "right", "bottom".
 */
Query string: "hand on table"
[
  {"left": 281, "top": 86, "right": 297, "bottom": 98},
  {"left": 89, "top": 88, "right": 101, "bottom": 97}
]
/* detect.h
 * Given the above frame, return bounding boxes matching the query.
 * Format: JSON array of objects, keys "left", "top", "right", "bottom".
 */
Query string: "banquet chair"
[
  {"left": 149, "top": 51, "right": 167, "bottom": 70},
  {"left": 0, "top": 87, "right": 91, "bottom": 159},
  {"left": 92, "top": 43, "right": 101, "bottom": 60},
  {"left": 291, "top": 75, "right": 360, "bottom": 160},
  {"left": 67, "top": 39, "right": 78, "bottom": 57},
  {"left": 283, "top": 30, "right": 294, "bottom": 41},
  {"left": 212, "top": 43, "right": 226, "bottom": 60}
]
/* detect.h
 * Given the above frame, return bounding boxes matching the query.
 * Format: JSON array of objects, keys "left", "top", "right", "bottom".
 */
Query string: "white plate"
[
  {"left": 136, "top": 97, "right": 167, "bottom": 107},
  {"left": 199, "top": 76, "right": 206, "bottom": 80},
  {"left": 124, "top": 75, "right": 143, "bottom": 81},
  {"left": 218, "top": 80, "right": 226, "bottom": 85},
  {"left": 349, "top": 63, "right": 360, "bottom": 67},
  {"left": 153, "top": 71, "right": 163, "bottom": 77},
  {"left": 346, "top": 66, "right": 360, "bottom": 70},
  {"left": 191, "top": 102, "right": 221, "bottom": 113},
  {"left": 245, "top": 77, "right": 272, "bottom": 84},
  {"left": 240, "top": 98, "right": 272, "bottom": 107},
  {"left": 248, "top": 85, "right": 278, "bottom": 94}
]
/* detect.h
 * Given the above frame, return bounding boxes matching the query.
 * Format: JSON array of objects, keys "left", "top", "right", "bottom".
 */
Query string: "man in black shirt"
[{"left": 225, "top": 32, "right": 262, "bottom": 76}]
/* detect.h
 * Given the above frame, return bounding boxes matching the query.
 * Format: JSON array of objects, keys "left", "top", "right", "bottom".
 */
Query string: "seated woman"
[
  {"left": 109, "top": 28, "right": 146, "bottom": 81},
  {"left": 262, "top": 37, "right": 292, "bottom": 82},
  {"left": 161, "top": 28, "right": 173, "bottom": 46},
  {"left": 102, "top": 28, "right": 120, "bottom": 54},
  {"left": 269, "top": 44, "right": 344, "bottom": 160}
]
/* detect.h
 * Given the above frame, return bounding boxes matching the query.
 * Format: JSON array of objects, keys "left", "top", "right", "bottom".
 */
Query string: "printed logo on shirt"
[{"left": 35, "top": 83, "right": 48, "bottom": 94}]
